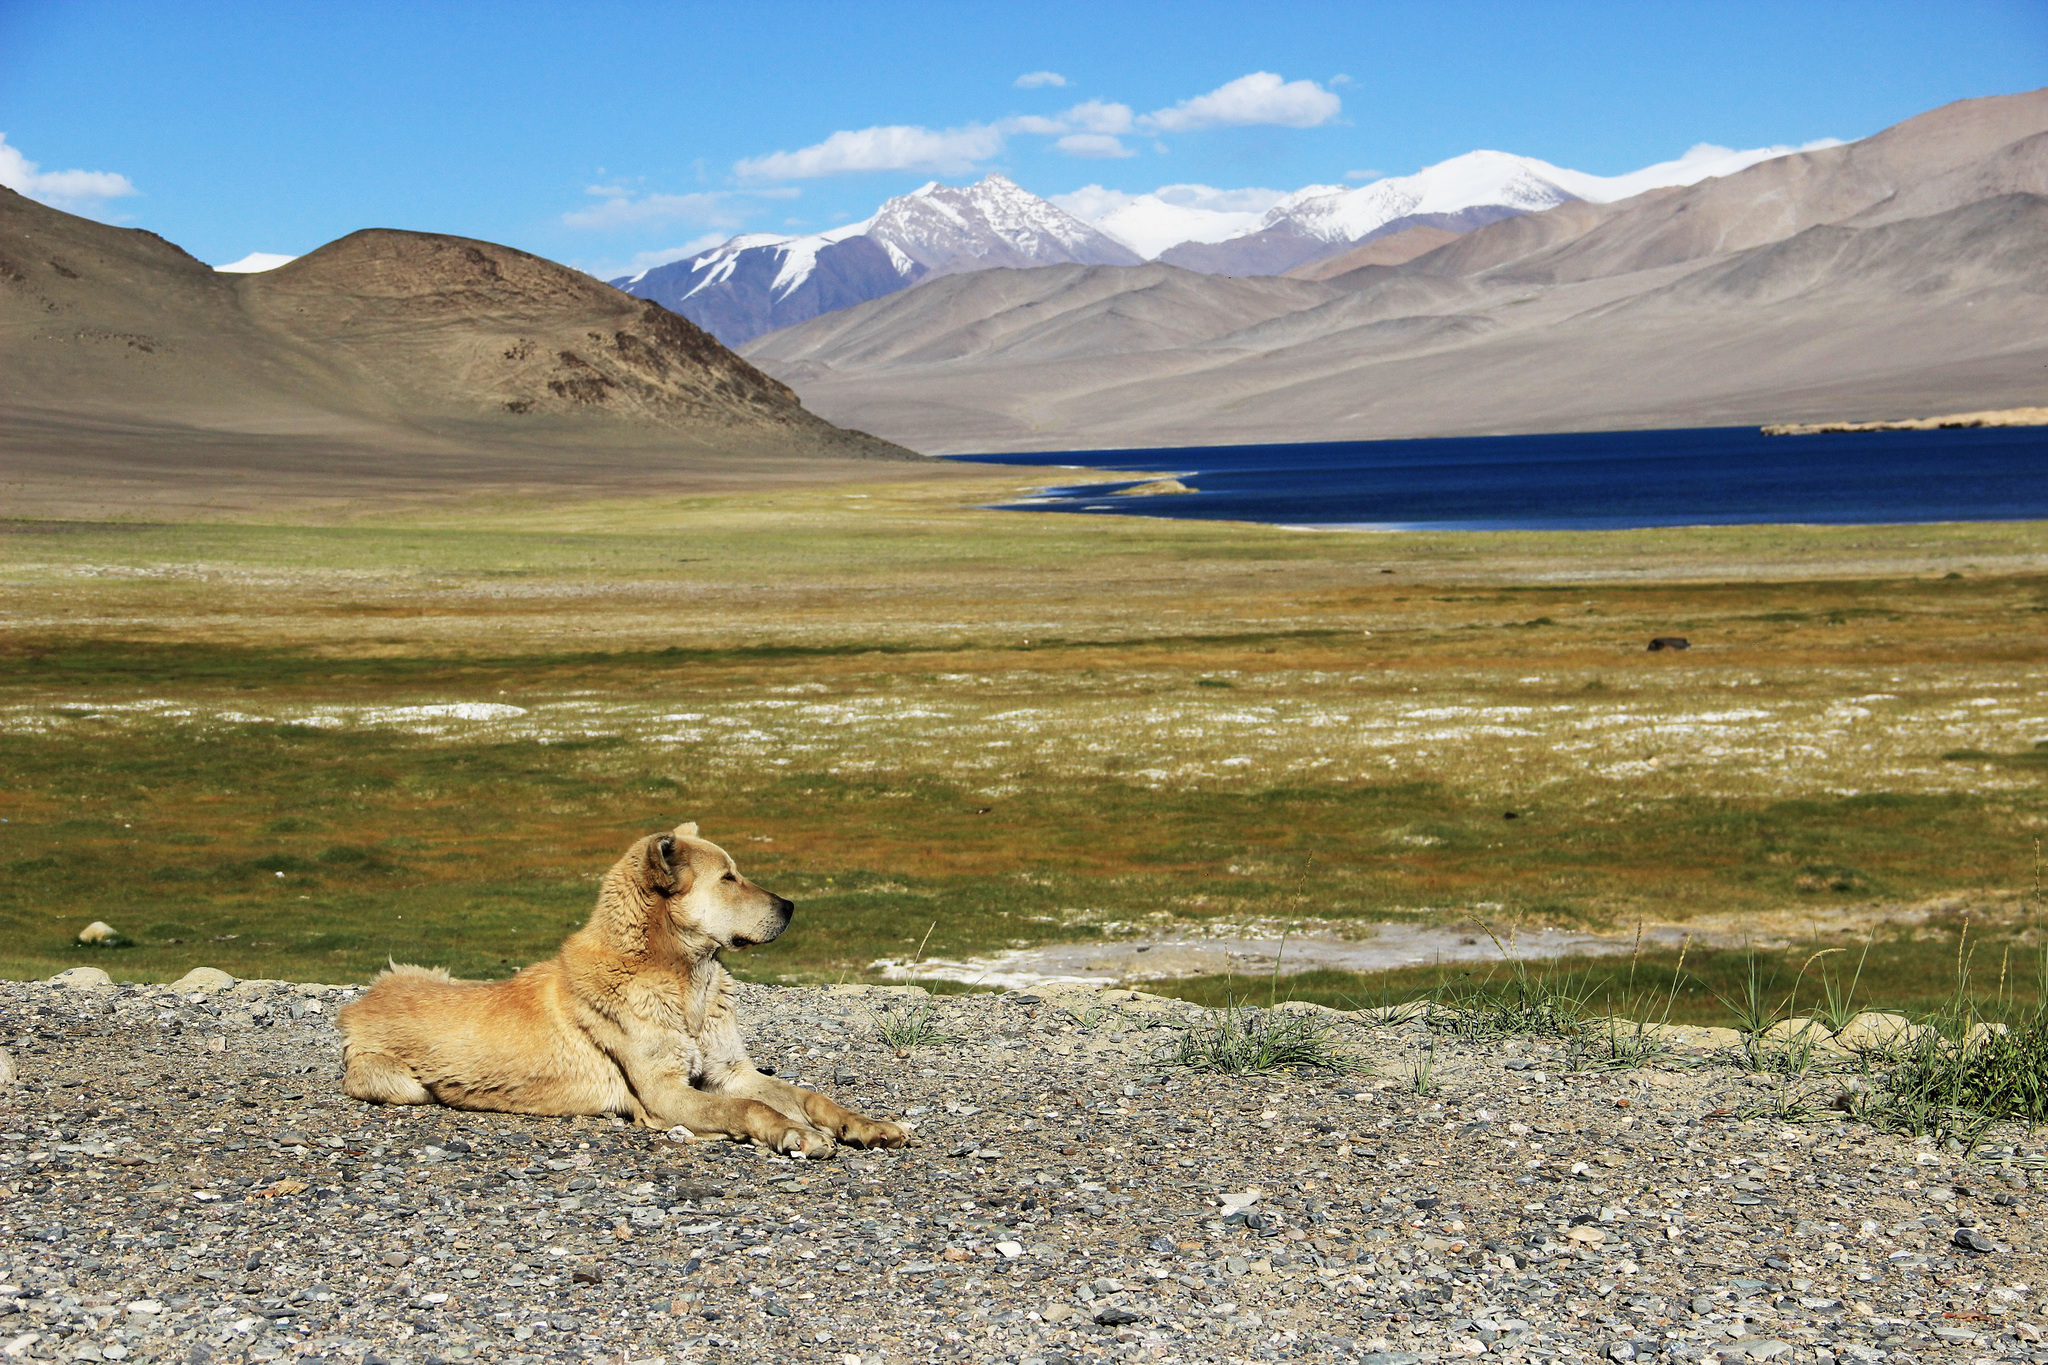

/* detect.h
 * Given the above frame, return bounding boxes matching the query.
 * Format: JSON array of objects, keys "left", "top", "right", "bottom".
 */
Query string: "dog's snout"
[{"left": 774, "top": 895, "right": 795, "bottom": 919}]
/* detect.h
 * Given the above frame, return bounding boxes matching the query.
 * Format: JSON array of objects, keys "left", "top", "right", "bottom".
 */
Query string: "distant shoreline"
[
  {"left": 1763, "top": 405, "right": 2048, "bottom": 436},
  {"left": 961, "top": 422, "right": 2048, "bottom": 531}
]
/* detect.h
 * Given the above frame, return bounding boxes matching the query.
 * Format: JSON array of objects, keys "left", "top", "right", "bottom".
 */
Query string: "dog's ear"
[
  {"left": 675, "top": 821, "right": 699, "bottom": 838},
  {"left": 642, "top": 832, "right": 688, "bottom": 895}
]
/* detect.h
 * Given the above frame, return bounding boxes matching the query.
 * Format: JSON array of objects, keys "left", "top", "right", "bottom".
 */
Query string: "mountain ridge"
[
  {"left": 616, "top": 140, "right": 1830, "bottom": 345},
  {"left": 739, "top": 88, "right": 2048, "bottom": 454}
]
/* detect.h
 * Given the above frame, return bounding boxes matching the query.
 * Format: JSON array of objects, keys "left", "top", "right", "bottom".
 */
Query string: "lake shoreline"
[{"left": 950, "top": 422, "right": 2048, "bottom": 532}]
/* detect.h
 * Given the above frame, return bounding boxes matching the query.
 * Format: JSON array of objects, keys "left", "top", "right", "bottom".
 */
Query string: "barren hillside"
[{"left": 0, "top": 192, "right": 916, "bottom": 515}]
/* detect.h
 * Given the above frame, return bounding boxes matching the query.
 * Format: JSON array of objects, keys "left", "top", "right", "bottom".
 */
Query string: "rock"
[
  {"left": 1725, "top": 1339, "right": 1792, "bottom": 1361},
  {"left": 76, "top": 921, "right": 126, "bottom": 947},
  {"left": 0, "top": 1047, "right": 13, "bottom": 1086},
  {"left": 1966, "top": 1021, "right": 2011, "bottom": 1050},
  {"left": 1607, "top": 1342, "right": 1637, "bottom": 1361},
  {"left": 1760, "top": 1017, "right": 1853, "bottom": 1054},
  {"left": 1833, "top": 1011, "right": 1923, "bottom": 1053},
  {"left": 1645, "top": 1023, "right": 1745, "bottom": 1050},
  {"left": 50, "top": 966, "right": 112, "bottom": 989},
  {"left": 1953, "top": 1227, "right": 1995, "bottom": 1254},
  {"left": 170, "top": 967, "right": 236, "bottom": 994},
  {"left": 1092, "top": 1307, "right": 1141, "bottom": 1326},
  {"left": 1218, "top": 1189, "right": 1263, "bottom": 1216},
  {"left": 1272, "top": 999, "right": 1351, "bottom": 1019}
]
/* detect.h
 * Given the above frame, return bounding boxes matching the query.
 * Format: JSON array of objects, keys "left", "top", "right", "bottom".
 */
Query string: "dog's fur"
[{"left": 337, "top": 823, "right": 907, "bottom": 1155}]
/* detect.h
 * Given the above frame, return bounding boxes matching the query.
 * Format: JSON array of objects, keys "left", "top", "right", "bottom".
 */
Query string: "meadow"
[{"left": 2, "top": 470, "right": 2045, "bottom": 1021}]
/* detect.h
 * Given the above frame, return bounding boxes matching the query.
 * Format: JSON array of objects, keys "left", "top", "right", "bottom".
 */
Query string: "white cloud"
[
  {"left": 735, "top": 124, "right": 1005, "bottom": 181},
  {"left": 999, "top": 100, "right": 1132, "bottom": 140},
  {"left": 562, "top": 188, "right": 752, "bottom": 231},
  {"left": 214, "top": 252, "right": 296, "bottom": 273},
  {"left": 1064, "top": 100, "right": 1133, "bottom": 135},
  {"left": 622, "top": 234, "right": 731, "bottom": 275},
  {"left": 1055, "top": 133, "right": 1134, "bottom": 159},
  {"left": 0, "top": 133, "right": 137, "bottom": 210},
  {"left": 1343, "top": 168, "right": 1384, "bottom": 182},
  {"left": 1014, "top": 71, "right": 1067, "bottom": 89},
  {"left": 1140, "top": 72, "right": 1342, "bottom": 133}
]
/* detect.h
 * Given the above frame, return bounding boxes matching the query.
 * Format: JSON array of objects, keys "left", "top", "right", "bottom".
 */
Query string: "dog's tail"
[{"left": 370, "top": 960, "right": 455, "bottom": 985}]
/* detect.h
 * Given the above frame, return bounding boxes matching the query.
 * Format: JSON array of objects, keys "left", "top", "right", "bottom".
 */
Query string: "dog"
[{"left": 337, "top": 822, "right": 907, "bottom": 1156}]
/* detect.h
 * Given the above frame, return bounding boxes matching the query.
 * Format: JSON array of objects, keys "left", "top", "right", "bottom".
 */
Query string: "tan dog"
[{"left": 337, "top": 823, "right": 907, "bottom": 1156}]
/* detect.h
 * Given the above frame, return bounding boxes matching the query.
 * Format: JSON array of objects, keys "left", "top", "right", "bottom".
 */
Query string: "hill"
[{"left": 0, "top": 190, "right": 915, "bottom": 516}]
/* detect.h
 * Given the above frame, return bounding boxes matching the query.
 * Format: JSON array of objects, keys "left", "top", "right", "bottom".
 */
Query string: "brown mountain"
[
  {"left": 743, "top": 89, "right": 2048, "bottom": 454},
  {"left": 1283, "top": 224, "right": 1463, "bottom": 280},
  {"left": 0, "top": 191, "right": 913, "bottom": 515}
]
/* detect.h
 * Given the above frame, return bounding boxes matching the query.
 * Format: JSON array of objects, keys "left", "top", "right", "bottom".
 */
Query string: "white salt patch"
[{"left": 360, "top": 703, "right": 527, "bottom": 723}]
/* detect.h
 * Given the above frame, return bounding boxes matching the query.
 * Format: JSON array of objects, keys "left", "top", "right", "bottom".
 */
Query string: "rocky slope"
[{"left": 1, "top": 969, "right": 2040, "bottom": 1363}]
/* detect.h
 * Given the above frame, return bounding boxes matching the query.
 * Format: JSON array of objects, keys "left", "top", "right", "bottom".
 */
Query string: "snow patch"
[{"left": 214, "top": 252, "right": 297, "bottom": 273}]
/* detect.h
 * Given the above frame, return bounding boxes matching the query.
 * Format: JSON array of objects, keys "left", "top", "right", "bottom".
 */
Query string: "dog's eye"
[{"left": 722, "top": 871, "right": 739, "bottom": 882}]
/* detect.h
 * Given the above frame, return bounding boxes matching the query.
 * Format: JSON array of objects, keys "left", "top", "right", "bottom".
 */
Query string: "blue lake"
[{"left": 949, "top": 424, "right": 2048, "bottom": 530}]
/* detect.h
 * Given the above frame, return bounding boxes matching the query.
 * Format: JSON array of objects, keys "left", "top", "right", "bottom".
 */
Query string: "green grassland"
[{"left": 2, "top": 473, "right": 2045, "bottom": 1021}]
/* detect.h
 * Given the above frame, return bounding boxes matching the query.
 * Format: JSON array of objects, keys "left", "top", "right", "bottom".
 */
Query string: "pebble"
[{"left": 0, "top": 975, "right": 2039, "bottom": 1361}]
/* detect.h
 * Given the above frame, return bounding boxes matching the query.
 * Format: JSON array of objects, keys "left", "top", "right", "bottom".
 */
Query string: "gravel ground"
[{"left": 1, "top": 971, "right": 2044, "bottom": 1365}]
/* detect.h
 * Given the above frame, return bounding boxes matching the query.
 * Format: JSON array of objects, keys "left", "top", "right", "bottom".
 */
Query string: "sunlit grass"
[{"left": 0, "top": 490, "right": 2043, "bottom": 990}]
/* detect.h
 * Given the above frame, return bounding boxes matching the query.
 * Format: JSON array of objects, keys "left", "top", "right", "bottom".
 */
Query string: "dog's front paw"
[
  {"left": 771, "top": 1125, "right": 837, "bottom": 1160},
  {"left": 838, "top": 1114, "right": 910, "bottom": 1149}
]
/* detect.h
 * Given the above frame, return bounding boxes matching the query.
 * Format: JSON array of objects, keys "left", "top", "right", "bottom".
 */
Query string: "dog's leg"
[
  {"left": 342, "top": 1049, "right": 431, "bottom": 1106},
  {"left": 613, "top": 1047, "right": 831, "bottom": 1156},
  {"left": 713, "top": 1067, "right": 909, "bottom": 1149}
]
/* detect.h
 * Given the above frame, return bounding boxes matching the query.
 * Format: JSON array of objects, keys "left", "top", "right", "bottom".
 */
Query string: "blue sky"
[{"left": 3, "top": 0, "right": 2043, "bottom": 277}]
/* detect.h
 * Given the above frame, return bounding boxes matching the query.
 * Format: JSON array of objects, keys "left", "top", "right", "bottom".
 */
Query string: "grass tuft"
[
  {"left": 1429, "top": 925, "right": 1592, "bottom": 1040},
  {"left": 1167, "top": 1000, "right": 1363, "bottom": 1075},
  {"left": 867, "top": 1000, "right": 958, "bottom": 1052}
]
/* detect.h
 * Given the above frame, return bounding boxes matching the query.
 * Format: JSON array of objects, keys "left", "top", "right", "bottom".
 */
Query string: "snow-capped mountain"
[
  {"left": 869, "top": 174, "right": 1141, "bottom": 275},
  {"left": 1155, "top": 143, "right": 1827, "bottom": 276},
  {"left": 1050, "top": 183, "right": 1286, "bottom": 260},
  {"left": 1256, "top": 153, "right": 1577, "bottom": 245},
  {"left": 616, "top": 142, "right": 1826, "bottom": 341},
  {"left": 614, "top": 174, "right": 1136, "bottom": 346},
  {"left": 617, "top": 227, "right": 920, "bottom": 349}
]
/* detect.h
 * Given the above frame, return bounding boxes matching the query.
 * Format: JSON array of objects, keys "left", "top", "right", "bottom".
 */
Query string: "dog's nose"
[{"left": 775, "top": 896, "right": 795, "bottom": 917}]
